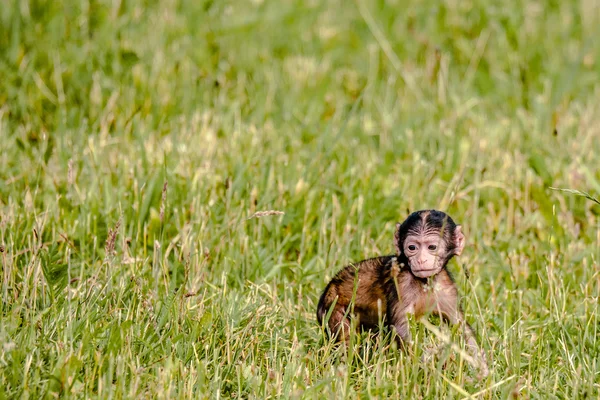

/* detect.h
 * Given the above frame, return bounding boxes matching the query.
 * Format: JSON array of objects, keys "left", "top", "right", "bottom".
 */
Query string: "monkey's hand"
[
  {"left": 475, "top": 349, "right": 490, "bottom": 379},
  {"left": 419, "top": 342, "right": 444, "bottom": 367}
]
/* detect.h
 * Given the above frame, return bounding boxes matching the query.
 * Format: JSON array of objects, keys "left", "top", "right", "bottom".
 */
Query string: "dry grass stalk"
[
  {"left": 67, "top": 159, "right": 74, "bottom": 185},
  {"left": 247, "top": 210, "right": 285, "bottom": 220},
  {"left": 160, "top": 181, "right": 168, "bottom": 223}
]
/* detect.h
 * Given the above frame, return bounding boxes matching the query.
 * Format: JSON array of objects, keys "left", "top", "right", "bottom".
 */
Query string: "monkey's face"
[
  {"left": 395, "top": 210, "right": 466, "bottom": 278},
  {"left": 403, "top": 234, "right": 446, "bottom": 278}
]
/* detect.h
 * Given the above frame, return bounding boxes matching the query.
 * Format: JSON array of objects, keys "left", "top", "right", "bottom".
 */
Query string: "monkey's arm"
[
  {"left": 387, "top": 301, "right": 412, "bottom": 345},
  {"left": 385, "top": 271, "right": 415, "bottom": 348}
]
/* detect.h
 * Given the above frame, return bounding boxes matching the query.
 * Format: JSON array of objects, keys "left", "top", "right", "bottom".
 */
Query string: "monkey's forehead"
[
  {"left": 404, "top": 233, "right": 445, "bottom": 242},
  {"left": 405, "top": 224, "right": 449, "bottom": 235}
]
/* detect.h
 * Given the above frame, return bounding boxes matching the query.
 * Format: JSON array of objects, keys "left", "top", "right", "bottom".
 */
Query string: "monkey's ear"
[
  {"left": 394, "top": 222, "right": 402, "bottom": 254},
  {"left": 454, "top": 225, "right": 465, "bottom": 256}
]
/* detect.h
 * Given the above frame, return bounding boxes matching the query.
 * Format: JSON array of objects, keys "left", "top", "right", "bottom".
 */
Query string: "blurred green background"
[{"left": 1, "top": 0, "right": 599, "bottom": 398}]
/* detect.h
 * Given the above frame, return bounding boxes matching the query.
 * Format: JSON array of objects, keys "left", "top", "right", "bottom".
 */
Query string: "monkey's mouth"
[{"left": 412, "top": 267, "right": 441, "bottom": 278}]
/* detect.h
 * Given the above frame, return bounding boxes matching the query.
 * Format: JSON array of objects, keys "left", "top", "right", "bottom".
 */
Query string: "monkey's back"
[{"left": 316, "top": 256, "right": 396, "bottom": 328}]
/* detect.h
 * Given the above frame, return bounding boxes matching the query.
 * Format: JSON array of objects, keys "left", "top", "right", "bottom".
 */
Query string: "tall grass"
[{"left": 1, "top": 0, "right": 600, "bottom": 398}]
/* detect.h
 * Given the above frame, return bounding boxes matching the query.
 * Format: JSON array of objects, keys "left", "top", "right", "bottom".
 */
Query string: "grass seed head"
[{"left": 105, "top": 218, "right": 121, "bottom": 257}]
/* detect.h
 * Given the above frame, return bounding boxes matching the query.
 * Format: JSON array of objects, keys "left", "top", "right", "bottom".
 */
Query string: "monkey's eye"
[
  {"left": 428, "top": 245, "right": 437, "bottom": 251},
  {"left": 408, "top": 245, "right": 417, "bottom": 251}
]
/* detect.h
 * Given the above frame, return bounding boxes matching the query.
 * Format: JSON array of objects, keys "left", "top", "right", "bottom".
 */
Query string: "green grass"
[{"left": 1, "top": 0, "right": 600, "bottom": 398}]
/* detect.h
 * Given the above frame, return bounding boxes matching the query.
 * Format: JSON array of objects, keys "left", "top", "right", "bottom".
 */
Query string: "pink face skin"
[
  {"left": 403, "top": 234, "right": 445, "bottom": 278},
  {"left": 403, "top": 226, "right": 465, "bottom": 278}
]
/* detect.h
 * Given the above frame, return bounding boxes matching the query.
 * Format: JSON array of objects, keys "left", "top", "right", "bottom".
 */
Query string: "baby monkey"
[{"left": 317, "top": 210, "right": 489, "bottom": 376}]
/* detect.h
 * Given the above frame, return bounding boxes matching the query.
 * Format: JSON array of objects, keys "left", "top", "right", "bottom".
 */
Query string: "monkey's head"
[{"left": 394, "top": 210, "right": 465, "bottom": 279}]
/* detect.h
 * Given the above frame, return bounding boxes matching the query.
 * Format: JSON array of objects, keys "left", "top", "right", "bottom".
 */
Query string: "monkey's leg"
[
  {"left": 327, "top": 304, "right": 353, "bottom": 344},
  {"left": 461, "top": 321, "right": 489, "bottom": 378},
  {"left": 436, "top": 300, "right": 489, "bottom": 377}
]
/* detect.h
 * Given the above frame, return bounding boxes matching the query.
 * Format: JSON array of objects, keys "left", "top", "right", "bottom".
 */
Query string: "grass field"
[{"left": 2, "top": 0, "right": 600, "bottom": 398}]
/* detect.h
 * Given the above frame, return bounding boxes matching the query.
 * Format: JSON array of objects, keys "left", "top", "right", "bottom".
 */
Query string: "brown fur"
[{"left": 316, "top": 256, "right": 460, "bottom": 341}]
